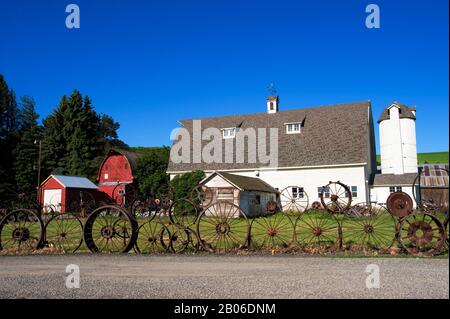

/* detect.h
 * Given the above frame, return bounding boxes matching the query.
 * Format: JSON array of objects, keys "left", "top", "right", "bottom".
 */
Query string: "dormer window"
[
  {"left": 285, "top": 122, "right": 301, "bottom": 134},
  {"left": 222, "top": 127, "right": 236, "bottom": 139}
]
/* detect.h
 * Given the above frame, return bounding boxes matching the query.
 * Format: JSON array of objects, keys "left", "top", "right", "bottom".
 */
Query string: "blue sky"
[{"left": 0, "top": 0, "right": 448, "bottom": 153}]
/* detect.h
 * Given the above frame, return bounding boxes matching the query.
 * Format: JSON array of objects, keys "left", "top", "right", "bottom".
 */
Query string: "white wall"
[
  {"left": 175, "top": 164, "right": 369, "bottom": 206},
  {"left": 370, "top": 185, "right": 416, "bottom": 208}
]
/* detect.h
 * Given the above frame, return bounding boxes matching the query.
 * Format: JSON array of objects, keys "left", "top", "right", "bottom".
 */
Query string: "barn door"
[{"left": 43, "top": 189, "right": 62, "bottom": 212}]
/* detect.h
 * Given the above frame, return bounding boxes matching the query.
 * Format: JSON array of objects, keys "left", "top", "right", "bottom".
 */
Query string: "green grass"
[{"left": 376, "top": 151, "right": 449, "bottom": 165}]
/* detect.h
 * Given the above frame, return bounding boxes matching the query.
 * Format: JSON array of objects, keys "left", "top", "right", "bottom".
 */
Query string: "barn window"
[
  {"left": 270, "top": 102, "right": 274, "bottom": 110},
  {"left": 344, "top": 186, "right": 358, "bottom": 198},
  {"left": 222, "top": 127, "right": 236, "bottom": 139},
  {"left": 318, "top": 186, "right": 330, "bottom": 198},
  {"left": 254, "top": 195, "right": 261, "bottom": 205},
  {"left": 292, "top": 187, "right": 304, "bottom": 199},
  {"left": 389, "top": 186, "right": 402, "bottom": 193},
  {"left": 286, "top": 122, "right": 301, "bottom": 134},
  {"left": 104, "top": 173, "right": 108, "bottom": 180}
]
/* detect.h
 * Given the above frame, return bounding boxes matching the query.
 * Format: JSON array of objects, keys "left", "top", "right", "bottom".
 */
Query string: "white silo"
[{"left": 378, "top": 102, "right": 418, "bottom": 175}]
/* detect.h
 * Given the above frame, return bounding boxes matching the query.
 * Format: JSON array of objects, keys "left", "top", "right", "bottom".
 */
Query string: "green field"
[{"left": 376, "top": 151, "right": 449, "bottom": 165}]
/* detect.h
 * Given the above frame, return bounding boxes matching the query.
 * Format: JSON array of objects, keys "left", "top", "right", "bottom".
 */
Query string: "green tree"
[
  {"left": 170, "top": 170, "right": 206, "bottom": 201},
  {"left": 135, "top": 147, "right": 170, "bottom": 197},
  {"left": 13, "top": 96, "right": 42, "bottom": 193},
  {"left": 0, "top": 74, "right": 20, "bottom": 195}
]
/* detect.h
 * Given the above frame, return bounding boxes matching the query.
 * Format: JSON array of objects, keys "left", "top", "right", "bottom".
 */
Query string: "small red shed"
[
  {"left": 39, "top": 175, "right": 99, "bottom": 213},
  {"left": 96, "top": 149, "right": 140, "bottom": 205}
]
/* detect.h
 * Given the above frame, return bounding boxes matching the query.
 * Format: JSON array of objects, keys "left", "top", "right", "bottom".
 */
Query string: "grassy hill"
[{"left": 376, "top": 151, "right": 449, "bottom": 165}]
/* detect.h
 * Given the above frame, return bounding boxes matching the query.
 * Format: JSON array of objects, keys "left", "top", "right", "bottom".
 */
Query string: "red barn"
[
  {"left": 39, "top": 175, "right": 99, "bottom": 213},
  {"left": 97, "top": 149, "right": 140, "bottom": 205}
]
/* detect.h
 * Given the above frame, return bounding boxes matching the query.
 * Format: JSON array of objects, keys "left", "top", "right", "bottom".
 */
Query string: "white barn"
[{"left": 167, "top": 97, "right": 419, "bottom": 213}]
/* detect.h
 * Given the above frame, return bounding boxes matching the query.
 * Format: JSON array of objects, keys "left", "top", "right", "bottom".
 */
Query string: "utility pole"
[{"left": 35, "top": 140, "right": 42, "bottom": 201}]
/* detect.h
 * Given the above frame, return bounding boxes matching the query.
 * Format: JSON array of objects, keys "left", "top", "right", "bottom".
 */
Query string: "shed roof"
[
  {"left": 202, "top": 171, "right": 278, "bottom": 193},
  {"left": 372, "top": 173, "right": 417, "bottom": 186},
  {"left": 43, "top": 175, "right": 98, "bottom": 189}
]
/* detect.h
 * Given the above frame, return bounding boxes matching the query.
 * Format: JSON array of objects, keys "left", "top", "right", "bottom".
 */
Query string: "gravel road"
[{"left": 0, "top": 254, "right": 448, "bottom": 299}]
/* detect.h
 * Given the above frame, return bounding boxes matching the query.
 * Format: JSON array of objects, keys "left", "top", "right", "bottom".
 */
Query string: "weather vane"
[{"left": 266, "top": 83, "right": 277, "bottom": 96}]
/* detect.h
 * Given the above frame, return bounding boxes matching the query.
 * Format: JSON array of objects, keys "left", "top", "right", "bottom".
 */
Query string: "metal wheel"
[
  {"left": 112, "top": 184, "right": 137, "bottom": 208},
  {"left": 83, "top": 205, "right": 138, "bottom": 253},
  {"left": 168, "top": 198, "right": 199, "bottom": 227},
  {"left": 44, "top": 212, "right": 84, "bottom": 253},
  {"left": 135, "top": 220, "right": 168, "bottom": 253},
  {"left": 386, "top": 191, "right": 413, "bottom": 217},
  {"left": 341, "top": 203, "right": 396, "bottom": 249},
  {"left": 190, "top": 185, "right": 214, "bottom": 209},
  {"left": 413, "top": 167, "right": 449, "bottom": 216},
  {"left": 295, "top": 210, "right": 341, "bottom": 249},
  {"left": 279, "top": 186, "right": 309, "bottom": 214},
  {"left": 320, "top": 181, "right": 352, "bottom": 214},
  {"left": 249, "top": 213, "right": 295, "bottom": 249},
  {"left": 398, "top": 211, "right": 446, "bottom": 256},
  {"left": 196, "top": 201, "right": 250, "bottom": 253},
  {"left": 0, "top": 209, "right": 43, "bottom": 252},
  {"left": 167, "top": 225, "right": 194, "bottom": 253},
  {"left": 68, "top": 191, "right": 96, "bottom": 216},
  {"left": 131, "top": 197, "right": 158, "bottom": 221}
]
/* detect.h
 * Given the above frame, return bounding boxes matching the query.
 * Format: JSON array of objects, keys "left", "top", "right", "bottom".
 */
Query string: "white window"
[
  {"left": 104, "top": 173, "right": 108, "bottom": 180},
  {"left": 345, "top": 186, "right": 358, "bottom": 198},
  {"left": 222, "top": 127, "right": 236, "bottom": 139},
  {"left": 286, "top": 122, "right": 301, "bottom": 134},
  {"left": 318, "top": 186, "right": 330, "bottom": 198},
  {"left": 292, "top": 187, "right": 304, "bottom": 199},
  {"left": 389, "top": 186, "right": 402, "bottom": 193}
]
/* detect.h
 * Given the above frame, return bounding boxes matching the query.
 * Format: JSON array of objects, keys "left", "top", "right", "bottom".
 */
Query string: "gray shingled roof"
[
  {"left": 168, "top": 101, "right": 373, "bottom": 172},
  {"left": 372, "top": 173, "right": 417, "bottom": 186},
  {"left": 378, "top": 101, "right": 416, "bottom": 123},
  {"left": 203, "top": 172, "right": 278, "bottom": 193}
]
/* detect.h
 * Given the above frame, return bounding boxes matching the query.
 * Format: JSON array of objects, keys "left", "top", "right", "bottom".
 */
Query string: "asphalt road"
[{"left": 0, "top": 254, "right": 448, "bottom": 299}]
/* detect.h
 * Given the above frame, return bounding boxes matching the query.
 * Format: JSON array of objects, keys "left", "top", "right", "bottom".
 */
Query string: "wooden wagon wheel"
[
  {"left": 168, "top": 198, "right": 199, "bottom": 228},
  {"left": 294, "top": 210, "right": 341, "bottom": 250},
  {"left": 190, "top": 185, "right": 214, "bottom": 209},
  {"left": 412, "top": 167, "right": 449, "bottom": 216},
  {"left": 135, "top": 220, "right": 169, "bottom": 254},
  {"left": 44, "top": 212, "right": 84, "bottom": 253},
  {"left": 0, "top": 209, "right": 43, "bottom": 252},
  {"left": 398, "top": 211, "right": 446, "bottom": 256},
  {"left": 249, "top": 213, "right": 295, "bottom": 250},
  {"left": 279, "top": 186, "right": 309, "bottom": 214},
  {"left": 196, "top": 201, "right": 250, "bottom": 253},
  {"left": 320, "top": 181, "right": 352, "bottom": 214},
  {"left": 341, "top": 203, "right": 396, "bottom": 250},
  {"left": 83, "top": 205, "right": 138, "bottom": 253}
]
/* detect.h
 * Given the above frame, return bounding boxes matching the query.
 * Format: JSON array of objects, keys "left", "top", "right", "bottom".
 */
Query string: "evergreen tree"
[
  {"left": 0, "top": 74, "right": 20, "bottom": 195},
  {"left": 13, "top": 96, "right": 42, "bottom": 193}
]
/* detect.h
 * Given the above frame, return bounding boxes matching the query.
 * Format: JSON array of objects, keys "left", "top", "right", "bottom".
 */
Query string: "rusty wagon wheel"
[
  {"left": 280, "top": 186, "right": 309, "bottom": 214},
  {"left": 0, "top": 209, "right": 43, "bottom": 252},
  {"left": 83, "top": 205, "right": 138, "bottom": 253},
  {"left": 112, "top": 184, "right": 137, "bottom": 208},
  {"left": 443, "top": 215, "right": 449, "bottom": 253},
  {"left": 398, "top": 211, "right": 446, "bottom": 256},
  {"left": 320, "top": 181, "right": 352, "bottom": 214},
  {"left": 135, "top": 220, "right": 169, "bottom": 254},
  {"left": 44, "top": 212, "right": 84, "bottom": 253},
  {"left": 164, "top": 224, "right": 197, "bottom": 254},
  {"left": 341, "top": 203, "right": 396, "bottom": 250},
  {"left": 196, "top": 201, "right": 250, "bottom": 253},
  {"left": 386, "top": 191, "right": 414, "bottom": 217},
  {"left": 168, "top": 198, "right": 199, "bottom": 228},
  {"left": 294, "top": 210, "right": 341, "bottom": 250},
  {"left": 266, "top": 200, "right": 278, "bottom": 213},
  {"left": 190, "top": 185, "right": 214, "bottom": 210},
  {"left": 412, "top": 167, "right": 449, "bottom": 216},
  {"left": 131, "top": 197, "right": 159, "bottom": 221},
  {"left": 68, "top": 191, "right": 96, "bottom": 216},
  {"left": 249, "top": 213, "right": 295, "bottom": 250}
]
